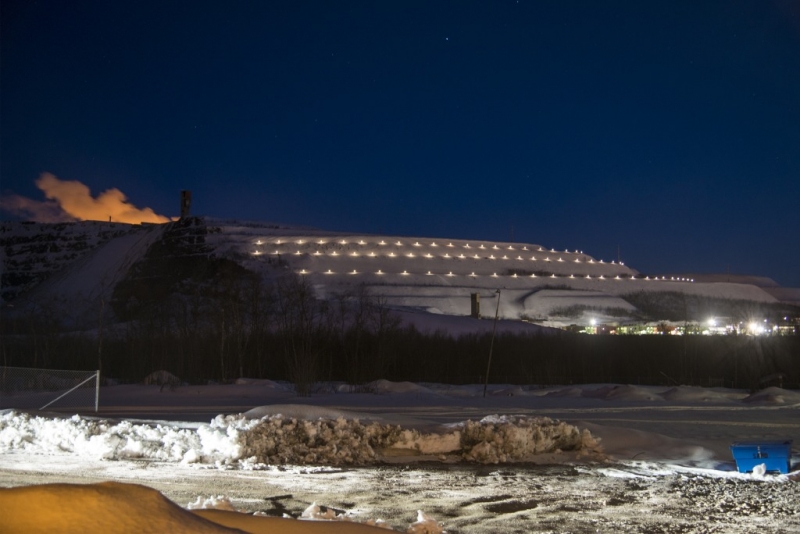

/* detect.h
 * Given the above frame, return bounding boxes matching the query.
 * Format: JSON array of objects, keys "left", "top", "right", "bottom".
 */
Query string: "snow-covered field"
[{"left": 1, "top": 380, "right": 798, "bottom": 533}]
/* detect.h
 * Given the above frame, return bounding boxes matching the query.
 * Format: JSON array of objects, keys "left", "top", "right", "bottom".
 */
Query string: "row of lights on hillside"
[
  {"left": 255, "top": 239, "right": 613, "bottom": 262},
  {"left": 294, "top": 269, "right": 692, "bottom": 282},
  {"left": 254, "top": 249, "right": 625, "bottom": 265}
]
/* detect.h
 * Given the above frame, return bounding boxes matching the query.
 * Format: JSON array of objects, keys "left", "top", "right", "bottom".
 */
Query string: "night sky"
[{"left": 2, "top": 1, "right": 799, "bottom": 287}]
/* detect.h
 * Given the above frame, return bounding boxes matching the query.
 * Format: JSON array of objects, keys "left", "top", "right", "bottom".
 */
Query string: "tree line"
[{"left": 2, "top": 274, "right": 798, "bottom": 394}]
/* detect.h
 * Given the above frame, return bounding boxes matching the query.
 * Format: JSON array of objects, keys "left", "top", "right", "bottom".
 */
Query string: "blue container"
[{"left": 730, "top": 440, "right": 792, "bottom": 474}]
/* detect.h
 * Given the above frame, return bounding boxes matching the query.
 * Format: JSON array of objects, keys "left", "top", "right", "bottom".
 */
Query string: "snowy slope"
[
  {"left": 203, "top": 219, "right": 782, "bottom": 325},
  {"left": 2, "top": 218, "right": 791, "bottom": 328}
]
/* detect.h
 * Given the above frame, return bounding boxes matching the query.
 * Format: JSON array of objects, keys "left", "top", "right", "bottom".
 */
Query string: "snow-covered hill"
[{"left": 1, "top": 217, "right": 795, "bottom": 328}]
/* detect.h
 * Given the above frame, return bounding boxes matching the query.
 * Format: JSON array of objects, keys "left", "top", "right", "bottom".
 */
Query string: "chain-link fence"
[{"left": 0, "top": 366, "right": 99, "bottom": 412}]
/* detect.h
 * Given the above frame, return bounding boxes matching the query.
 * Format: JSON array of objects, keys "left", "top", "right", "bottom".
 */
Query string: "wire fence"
[{"left": 0, "top": 366, "right": 99, "bottom": 413}]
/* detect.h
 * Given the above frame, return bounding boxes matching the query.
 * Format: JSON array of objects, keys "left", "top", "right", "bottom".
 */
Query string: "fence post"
[{"left": 95, "top": 370, "right": 100, "bottom": 413}]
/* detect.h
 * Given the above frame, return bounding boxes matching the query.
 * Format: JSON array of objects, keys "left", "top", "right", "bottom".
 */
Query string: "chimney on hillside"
[
  {"left": 471, "top": 293, "right": 481, "bottom": 319},
  {"left": 180, "top": 190, "right": 192, "bottom": 219}
]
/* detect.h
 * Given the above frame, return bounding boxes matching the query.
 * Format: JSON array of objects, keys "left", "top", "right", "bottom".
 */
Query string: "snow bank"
[
  {"left": 661, "top": 386, "right": 741, "bottom": 403},
  {"left": 0, "top": 410, "right": 597, "bottom": 466},
  {"left": 742, "top": 387, "right": 800, "bottom": 405}
]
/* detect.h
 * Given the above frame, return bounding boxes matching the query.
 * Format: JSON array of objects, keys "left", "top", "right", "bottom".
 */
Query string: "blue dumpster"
[{"left": 730, "top": 440, "right": 792, "bottom": 474}]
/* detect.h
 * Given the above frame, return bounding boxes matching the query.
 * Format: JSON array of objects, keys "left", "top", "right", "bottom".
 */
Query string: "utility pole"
[{"left": 483, "top": 289, "right": 501, "bottom": 398}]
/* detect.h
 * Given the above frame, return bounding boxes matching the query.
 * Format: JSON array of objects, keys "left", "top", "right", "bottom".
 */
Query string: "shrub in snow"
[{"left": 142, "top": 370, "right": 182, "bottom": 391}]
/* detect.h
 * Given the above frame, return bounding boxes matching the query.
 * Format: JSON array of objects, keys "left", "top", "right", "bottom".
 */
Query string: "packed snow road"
[{"left": 0, "top": 453, "right": 797, "bottom": 533}]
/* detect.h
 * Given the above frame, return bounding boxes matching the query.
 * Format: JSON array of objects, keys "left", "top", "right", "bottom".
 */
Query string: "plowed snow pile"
[{"left": 0, "top": 410, "right": 596, "bottom": 466}]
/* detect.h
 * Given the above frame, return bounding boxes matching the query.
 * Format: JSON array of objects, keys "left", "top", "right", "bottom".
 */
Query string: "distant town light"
[
  {"left": 377, "top": 270, "right": 384, "bottom": 275},
  {"left": 255, "top": 240, "right": 263, "bottom": 245},
  {"left": 350, "top": 270, "right": 358, "bottom": 275}
]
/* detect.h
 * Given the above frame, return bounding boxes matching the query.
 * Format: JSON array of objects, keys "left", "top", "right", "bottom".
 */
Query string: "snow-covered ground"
[{"left": 1, "top": 380, "right": 798, "bottom": 532}]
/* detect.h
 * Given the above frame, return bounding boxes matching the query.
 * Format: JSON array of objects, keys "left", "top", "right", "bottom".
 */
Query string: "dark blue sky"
[{"left": 2, "top": 1, "right": 799, "bottom": 286}]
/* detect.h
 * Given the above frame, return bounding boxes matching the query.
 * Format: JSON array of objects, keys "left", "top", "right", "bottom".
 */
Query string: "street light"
[{"left": 483, "top": 289, "right": 502, "bottom": 398}]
